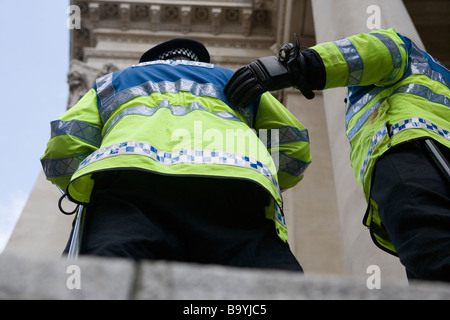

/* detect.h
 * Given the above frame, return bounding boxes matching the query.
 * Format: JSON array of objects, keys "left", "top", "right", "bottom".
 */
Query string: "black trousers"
[
  {"left": 65, "top": 170, "right": 302, "bottom": 272},
  {"left": 371, "top": 138, "right": 450, "bottom": 282}
]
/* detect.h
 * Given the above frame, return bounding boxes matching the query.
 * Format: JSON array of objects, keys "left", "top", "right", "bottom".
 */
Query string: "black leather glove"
[{"left": 225, "top": 34, "right": 315, "bottom": 108}]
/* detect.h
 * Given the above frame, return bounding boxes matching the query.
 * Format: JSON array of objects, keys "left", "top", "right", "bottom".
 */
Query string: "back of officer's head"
[{"left": 139, "top": 38, "right": 210, "bottom": 63}]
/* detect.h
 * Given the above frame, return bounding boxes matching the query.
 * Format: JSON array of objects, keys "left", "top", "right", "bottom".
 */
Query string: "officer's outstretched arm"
[{"left": 224, "top": 35, "right": 319, "bottom": 109}]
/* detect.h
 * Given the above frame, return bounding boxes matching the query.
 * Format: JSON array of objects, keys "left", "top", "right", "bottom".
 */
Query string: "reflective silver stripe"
[
  {"left": 389, "top": 117, "right": 450, "bottom": 140},
  {"left": 77, "top": 140, "right": 281, "bottom": 195},
  {"left": 333, "top": 38, "right": 364, "bottom": 86},
  {"left": 261, "top": 126, "right": 310, "bottom": 178},
  {"left": 345, "top": 86, "right": 384, "bottom": 126},
  {"left": 235, "top": 104, "right": 255, "bottom": 128},
  {"left": 347, "top": 97, "right": 387, "bottom": 140},
  {"left": 347, "top": 83, "right": 449, "bottom": 140},
  {"left": 41, "top": 152, "right": 92, "bottom": 178},
  {"left": 51, "top": 120, "right": 102, "bottom": 147},
  {"left": 359, "top": 125, "right": 388, "bottom": 191},
  {"left": 409, "top": 43, "right": 450, "bottom": 88},
  {"left": 279, "top": 152, "right": 310, "bottom": 178},
  {"left": 393, "top": 83, "right": 450, "bottom": 107},
  {"left": 264, "top": 126, "right": 309, "bottom": 148},
  {"left": 370, "top": 33, "right": 403, "bottom": 83},
  {"left": 96, "top": 73, "right": 115, "bottom": 114},
  {"left": 96, "top": 76, "right": 226, "bottom": 124},
  {"left": 102, "top": 102, "right": 241, "bottom": 138}
]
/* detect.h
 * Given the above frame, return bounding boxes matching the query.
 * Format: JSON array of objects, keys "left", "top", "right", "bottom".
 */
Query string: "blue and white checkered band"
[
  {"left": 389, "top": 117, "right": 450, "bottom": 140},
  {"left": 77, "top": 140, "right": 281, "bottom": 197},
  {"left": 359, "top": 117, "right": 450, "bottom": 194},
  {"left": 158, "top": 48, "right": 199, "bottom": 61}
]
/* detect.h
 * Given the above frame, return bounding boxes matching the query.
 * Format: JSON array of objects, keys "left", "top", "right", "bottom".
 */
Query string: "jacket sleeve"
[
  {"left": 254, "top": 92, "right": 311, "bottom": 191},
  {"left": 40, "top": 88, "right": 102, "bottom": 191},
  {"left": 310, "top": 28, "right": 409, "bottom": 89}
]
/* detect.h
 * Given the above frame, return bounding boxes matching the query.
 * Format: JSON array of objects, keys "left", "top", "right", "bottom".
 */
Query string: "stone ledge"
[
  {"left": 1, "top": 252, "right": 450, "bottom": 300},
  {"left": 0, "top": 252, "right": 135, "bottom": 300}
]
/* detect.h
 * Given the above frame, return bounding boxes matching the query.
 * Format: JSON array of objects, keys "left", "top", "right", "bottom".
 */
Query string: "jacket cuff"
[{"left": 301, "top": 49, "right": 326, "bottom": 90}]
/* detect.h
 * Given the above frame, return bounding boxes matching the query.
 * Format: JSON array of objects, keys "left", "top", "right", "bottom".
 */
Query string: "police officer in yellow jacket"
[
  {"left": 41, "top": 38, "right": 311, "bottom": 270},
  {"left": 225, "top": 28, "right": 450, "bottom": 281}
]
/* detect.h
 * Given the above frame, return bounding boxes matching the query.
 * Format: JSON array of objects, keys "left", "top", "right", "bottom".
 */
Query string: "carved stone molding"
[
  {"left": 67, "top": 68, "right": 89, "bottom": 109},
  {"left": 67, "top": 59, "right": 119, "bottom": 109},
  {"left": 70, "top": 0, "right": 280, "bottom": 62},
  {"left": 72, "top": 0, "right": 276, "bottom": 32}
]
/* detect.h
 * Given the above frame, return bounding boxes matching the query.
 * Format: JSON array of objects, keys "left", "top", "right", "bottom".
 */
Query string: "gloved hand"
[{"left": 225, "top": 34, "right": 314, "bottom": 108}]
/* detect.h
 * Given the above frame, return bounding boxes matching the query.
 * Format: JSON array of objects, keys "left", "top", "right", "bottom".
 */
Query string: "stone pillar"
[
  {"left": 310, "top": 0, "right": 425, "bottom": 282},
  {"left": 4, "top": 172, "right": 73, "bottom": 258},
  {"left": 283, "top": 90, "right": 347, "bottom": 276}
]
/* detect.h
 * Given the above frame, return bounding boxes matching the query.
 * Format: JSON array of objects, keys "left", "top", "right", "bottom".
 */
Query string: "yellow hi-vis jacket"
[
  {"left": 41, "top": 59, "right": 311, "bottom": 242},
  {"left": 311, "top": 28, "right": 450, "bottom": 254}
]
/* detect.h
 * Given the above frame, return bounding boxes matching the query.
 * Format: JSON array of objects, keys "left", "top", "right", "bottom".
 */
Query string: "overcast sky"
[{"left": 0, "top": 0, "right": 70, "bottom": 252}]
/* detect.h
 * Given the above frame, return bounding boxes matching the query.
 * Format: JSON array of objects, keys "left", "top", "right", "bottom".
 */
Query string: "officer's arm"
[
  {"left": 40, "top": 89, "right": 102, "bottom": 191},
  {"left": 255, "top": 93, "right": 311, "bottom": 191},
  {"left": 225, "top": 28, "right": 408, "bottom": 108},
  {"left": 224, "top": 34, "right": 322, "bottom": 109},
  {"left": 312, "top": 28, "right": 408, "bottom": 89}
]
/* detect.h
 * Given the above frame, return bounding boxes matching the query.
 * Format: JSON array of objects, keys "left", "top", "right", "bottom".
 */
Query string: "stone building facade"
[{"left": 6, "top": 0, "right": 449, "bottom": 284}]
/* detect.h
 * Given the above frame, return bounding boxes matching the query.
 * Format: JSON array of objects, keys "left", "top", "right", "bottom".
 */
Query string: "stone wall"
[{"left": 1, "top": 252, "right": 450, "bottom": 301}]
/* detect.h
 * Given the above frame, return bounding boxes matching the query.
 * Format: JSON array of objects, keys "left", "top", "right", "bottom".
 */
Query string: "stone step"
[{"left": 1, "top": 252, "right": 450, "bottom": 301}]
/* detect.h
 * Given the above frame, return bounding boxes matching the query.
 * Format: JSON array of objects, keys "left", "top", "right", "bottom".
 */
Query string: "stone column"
[
  {"left": 4, "top": 172, "right": 74, "bottom": 258},
  {"left": 310, "top": 0, "right": 425, "bottom": 282},
  {"left": 283, "top": 90, "right": 347, "bottom": 276}
]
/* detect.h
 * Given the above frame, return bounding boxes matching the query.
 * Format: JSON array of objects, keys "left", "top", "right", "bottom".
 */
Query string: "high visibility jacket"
[
  {"left": 311, "top": 28, "right": 450, "bottom": 254},
  {"left": 41, "top": 59, "right": 311, "bottom": 242}
]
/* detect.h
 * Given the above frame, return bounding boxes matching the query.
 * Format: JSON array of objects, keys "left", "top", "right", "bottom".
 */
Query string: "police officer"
[
  {"left": 41, "top": 38, "right": 311, "bottom": 271},
  {"left": 225, "top": 28, "right": 450, "bottom": 281}
]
